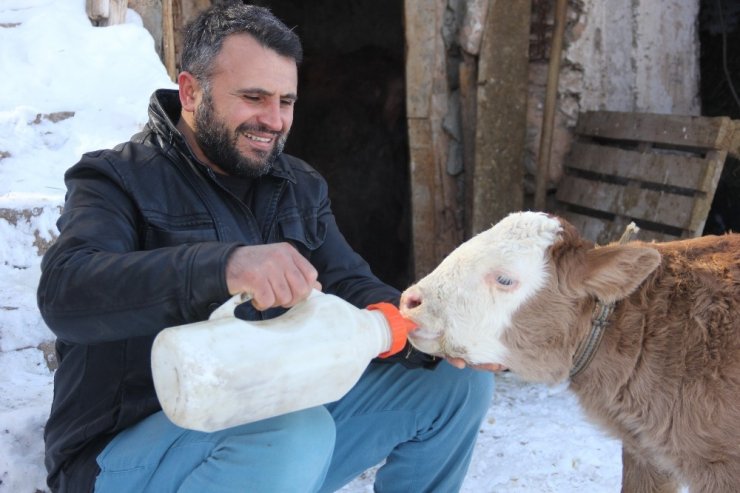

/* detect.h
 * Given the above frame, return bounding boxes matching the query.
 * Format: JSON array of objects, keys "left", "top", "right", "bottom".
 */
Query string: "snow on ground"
[{"left": 0, "top": 1, "right": 625, "bottom": 491}]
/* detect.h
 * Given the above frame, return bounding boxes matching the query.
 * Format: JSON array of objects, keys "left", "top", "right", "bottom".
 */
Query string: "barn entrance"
[
  {"left": 700, "top": 0, "right": 740, "bottom": 235},
  {"left": 248, "top": 0, "right": 412, "bottom": 290}
]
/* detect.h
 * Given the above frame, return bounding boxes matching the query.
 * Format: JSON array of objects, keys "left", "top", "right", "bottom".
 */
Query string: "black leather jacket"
[{"left": 38, "top": 89, "right": 434, "bottom": 492}]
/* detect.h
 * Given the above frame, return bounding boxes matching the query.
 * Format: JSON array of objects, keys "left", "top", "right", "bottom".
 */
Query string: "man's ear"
[{"left": 178, "top": 71, "right": 200, "bottom": 112}]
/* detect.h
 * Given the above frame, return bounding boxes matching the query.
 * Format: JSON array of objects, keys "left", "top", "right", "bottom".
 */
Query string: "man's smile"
[{"left": 244, "top": 132, "right": 272, "bottom": 143}]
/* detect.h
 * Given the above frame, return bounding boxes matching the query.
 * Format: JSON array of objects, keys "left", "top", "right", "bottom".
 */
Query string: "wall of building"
[
  {"left": 566, "top": 0, "right": 700, "bottom": 115},
  {"left": 525, "top": 0, "right": 701, "bottom": 192}
]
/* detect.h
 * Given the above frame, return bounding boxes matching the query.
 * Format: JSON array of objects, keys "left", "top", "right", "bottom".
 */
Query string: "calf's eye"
[
  {"left": 485, "top": 270, "right": 519, "bottom": 292},
  {"left": 496, "top": 275, "right": 513, "bottom": 286}
]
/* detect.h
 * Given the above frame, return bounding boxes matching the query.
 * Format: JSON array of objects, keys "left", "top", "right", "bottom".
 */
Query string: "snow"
[{"left": 0, "top": 1, "right": 626, "bottom": 491}]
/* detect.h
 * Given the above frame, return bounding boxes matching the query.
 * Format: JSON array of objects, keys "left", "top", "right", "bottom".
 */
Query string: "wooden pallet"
[{"left": 555, "top": 110, "right": 740, "bottom": 244}]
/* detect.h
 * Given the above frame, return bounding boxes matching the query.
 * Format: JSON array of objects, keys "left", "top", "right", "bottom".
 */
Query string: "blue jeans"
[{"left": 94, "top": 361, "right": 494, "bottom": 493}]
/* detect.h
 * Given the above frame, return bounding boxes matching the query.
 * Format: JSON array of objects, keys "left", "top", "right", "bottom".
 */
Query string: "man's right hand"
[{"left": 225, "top": 243, "right": 321, "bottom": 310}]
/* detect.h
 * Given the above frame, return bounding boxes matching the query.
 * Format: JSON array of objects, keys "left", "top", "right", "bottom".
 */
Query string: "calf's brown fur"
[
  {"left": 507, "top": 223, "right": 740, "bottom": 492},
  {"left": 402, "top": 212, "right": 740, "bottom": 492}
]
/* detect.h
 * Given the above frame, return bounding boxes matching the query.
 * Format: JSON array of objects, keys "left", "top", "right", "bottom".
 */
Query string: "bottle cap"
[{"left": 366, "top": 302, "right": 418, "bottom": 358}]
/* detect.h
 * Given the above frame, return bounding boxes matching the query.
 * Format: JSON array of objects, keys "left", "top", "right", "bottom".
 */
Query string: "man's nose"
[{"left": 256, "top": 99, "right": 284, "bottom": 131}]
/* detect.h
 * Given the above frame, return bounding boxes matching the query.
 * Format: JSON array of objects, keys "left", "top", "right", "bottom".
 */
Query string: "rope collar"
[
  {"left": 570, "top": 221, "right": 635, "bottom": 379},
  {"left": 569, "top": 300, "right": 615, "bottom": 379}
]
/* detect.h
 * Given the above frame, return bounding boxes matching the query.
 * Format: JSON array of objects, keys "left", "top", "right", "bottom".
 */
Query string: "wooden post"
[
  {"left": 405, "top": 1, "right": 435, "bottom": 279},
  {"left": 87, "top": 0, "right": 109, "bottom": 22},
  {"left": 404, "top": 0, "right": 461, "bottom": 278},
  {"left": 459, "top": 0, "right": 488, "bottom": 239},
  {"left": 534, "top": 0, "right": 568, "bottom": 211},
  {"left": 108, "top": 0, "right": 128, "bottom": 25},
  {"left": 162, "top": 0, "right": 177, "bottom": 82},
  {"left": 86, "top": 0, "right": 128, "bottom": 26},
  {"left": 470, "top": 0, "right": 530, "bottom": 234}
]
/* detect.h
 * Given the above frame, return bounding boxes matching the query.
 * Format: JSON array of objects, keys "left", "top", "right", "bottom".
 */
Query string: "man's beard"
[{"left": 194, "top": 91, "right": 288, "bottom": 178}]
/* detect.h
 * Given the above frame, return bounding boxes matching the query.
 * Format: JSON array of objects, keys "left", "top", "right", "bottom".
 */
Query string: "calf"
[{"left": 400, "top": 211, "right": 740, "bottom": 493}]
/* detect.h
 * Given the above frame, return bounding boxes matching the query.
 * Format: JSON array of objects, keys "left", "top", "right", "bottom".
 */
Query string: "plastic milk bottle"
[{"left": 151, "top": 290, "right": 415, "bottom": 432}]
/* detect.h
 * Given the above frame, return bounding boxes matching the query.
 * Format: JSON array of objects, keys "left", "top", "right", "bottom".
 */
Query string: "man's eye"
[{"left": 281, "top": 99, "right": 295, "bottom": 106}]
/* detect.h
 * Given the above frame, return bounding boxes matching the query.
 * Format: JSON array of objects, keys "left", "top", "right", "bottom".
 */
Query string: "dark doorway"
[
  {"left": 247, "top": 1, "right": 412, "bottom": 289},
  {"left": 699, "top": 0, "right": 740, "bottom": 235}
]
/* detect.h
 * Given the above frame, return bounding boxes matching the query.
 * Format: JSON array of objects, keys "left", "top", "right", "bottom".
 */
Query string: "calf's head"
[{"left": 400, "top": 211, "right": 661, "bottom": 383}]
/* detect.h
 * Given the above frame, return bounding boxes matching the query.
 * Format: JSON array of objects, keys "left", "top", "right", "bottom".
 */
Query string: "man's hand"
[
  {"left": 225, "top": 243, "right": 321, "bottom": 310},
  {"left": 446, "top": 357, "right": 507, "bottom": 373}
]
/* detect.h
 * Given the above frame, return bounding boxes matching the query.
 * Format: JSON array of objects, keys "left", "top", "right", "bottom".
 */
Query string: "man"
[{"left": 37, "top": 4, "right": 494, "bottom": 492}]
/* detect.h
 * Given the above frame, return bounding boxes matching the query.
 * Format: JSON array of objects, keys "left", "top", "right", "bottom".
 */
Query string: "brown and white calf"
[{"left": 400, "top": 211, "right": 740, "bottom": 493}]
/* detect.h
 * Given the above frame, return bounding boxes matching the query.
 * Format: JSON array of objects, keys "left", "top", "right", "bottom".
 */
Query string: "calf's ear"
[{"left": 581, "top": 244, "right": 661, "bottom": 303}]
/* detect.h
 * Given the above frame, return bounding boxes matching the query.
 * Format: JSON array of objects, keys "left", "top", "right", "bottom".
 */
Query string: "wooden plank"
[
  {"left": 560, "top": 211, "right": 612, "bottom": 245},
  {"left": 561, "top": 210, "right": 680, "bottom": 245},
  {"left": 556, "top": 112, "right": 737, "bottom": 244},
  {"left": 407, "top": 118, "right": 437, "bottom": 277},
  {"left": 636, "top": 229, "right": 681, "bottom": 243},
  {"left": 405, "top": 0, "right": 462, "bottom": 277},
  {"left": 471, "top": 0, "right": 529, "bottom": 234},
  {"left": 87, "top": 0, "right": 109, "bottom": 21},
  {"left": 108, "top": 0, "right": 127, "bottom": 25},
  {"left": 686, "top": 149, "right": 727, "bottom": 236},
  {"left": 556, "top": 175, "right": 696, "bottom": 230},
  {"left": 404, "top": 0, "right": 436, "bottom": 119},
  {"left": 730, "top": 121, "right": 740, "bottom": 159},
  {"left": 534, "top": 0, "right": 568, "bottom": 210},
  {"left": 458, "top": 1, "right": 487, "bottom": 238},
  {"left": 162, "top": 0, "right": 177, "bottom": 82},
  {"left": 86, "top": 0, "right": 127, "bottom": 25},
  {"left": 576, "top": 111, "right": 735, "bottom": 151},
  {"left": 459, "top": 53, "right": 477, "bottom": 238},
  {"left": 567, "top": 142, "right": 709, "bottom": 191}
]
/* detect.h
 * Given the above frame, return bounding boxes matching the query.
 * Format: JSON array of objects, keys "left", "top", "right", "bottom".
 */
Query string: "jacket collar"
[{"left": 147, "top": 89, "right": 297, "bottom": 184}]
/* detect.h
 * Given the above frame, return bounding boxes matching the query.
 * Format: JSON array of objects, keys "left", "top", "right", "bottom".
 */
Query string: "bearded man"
[{"left": 37, "top": 4, "right": 494, "bottom": 492}]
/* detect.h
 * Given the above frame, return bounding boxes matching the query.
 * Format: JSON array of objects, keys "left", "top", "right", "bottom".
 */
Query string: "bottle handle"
[
  {"left": 207, "top": 289, "right": 324, "bottom": 321},
  {"left": 208, "top": 293, "right": 253, "bottom": 321}
]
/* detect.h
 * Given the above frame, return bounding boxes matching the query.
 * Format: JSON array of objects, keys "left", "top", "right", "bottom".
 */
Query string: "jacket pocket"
[
  {"left": 142, "top": 211, "right": 217, "bottom": 248},
  {"left": 277, "top": 209, "right": 327, "bottom": 255}
]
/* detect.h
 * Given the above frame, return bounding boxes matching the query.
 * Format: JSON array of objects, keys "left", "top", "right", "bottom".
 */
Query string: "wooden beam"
[
  {"left": 162, "top": 0, "right": 177, "bottom": 82},
  {"left": 87, "top": 0, "right": 109, "bottom": 22},
  {"left": 534, "top": 0, "right": 567, "bottom": 211},
  {"left": 459, "top": 0, "right": 487, "bottom": 238},
  {"left": 405, "top": 0, "right": 437, "bottom": 278},
  {"left": 730, "top": 121, "right": 740, "bottom": 159},
  {"left": 459, "top": 53, "right": 477, "bottom": 239},
  {"left": 576, "top": 111, "right": 736, "bottom": 150},
  {"left": 404, "top": 0, "right": 461, "bottom": 278},
  {"left": 108, "top": 0, "right": 128, "bottom": 25},
  {"left": 86, "top": 0, "right": 128, "bottom": 26},
  {"left": 471, "top": 0, "right": 530, "bottom": 234}
]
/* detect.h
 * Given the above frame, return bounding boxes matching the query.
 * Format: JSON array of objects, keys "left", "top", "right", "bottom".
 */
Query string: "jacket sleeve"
[
  {"left": 307, "top": 175, "right": 440, "bottom": 370},
  {"left": 37, "top": 153, "right": 237, "bottom": 345}
]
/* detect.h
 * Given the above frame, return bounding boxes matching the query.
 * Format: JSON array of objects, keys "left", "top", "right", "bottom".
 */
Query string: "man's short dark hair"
[{"left": 180, "top": 3, "right": 303, "bottom": 85}]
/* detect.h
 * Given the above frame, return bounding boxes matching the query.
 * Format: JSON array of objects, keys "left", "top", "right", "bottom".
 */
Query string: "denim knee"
[
  {"left": 96, "top": 407, "right": 338, "bottom": 493},
  {"left": 258, "top": 405, "right": 337, "bottom": 465},
  {"left": 238, "top": 405, "right": 337, "bottom": 492},
  {"left": 463, "top": 367, "right": 496, "bottom": 419},
  {"left": 435, "top": 363, "right": 495, "bottom": 421}
]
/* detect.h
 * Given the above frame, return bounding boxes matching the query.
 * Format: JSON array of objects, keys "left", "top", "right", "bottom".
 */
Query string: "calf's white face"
[{"left": 400, "top": 212, "right": 562, "bottom": 366}]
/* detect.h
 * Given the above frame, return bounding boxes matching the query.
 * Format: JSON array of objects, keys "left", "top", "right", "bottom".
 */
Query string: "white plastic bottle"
[{"left": 151, "top": 290, "right": 413, "bottom": 432}]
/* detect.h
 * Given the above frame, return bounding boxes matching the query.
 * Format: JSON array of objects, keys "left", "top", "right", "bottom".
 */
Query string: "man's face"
[{"left": 193, "top": 34, "right": 297, "bottom": 177}]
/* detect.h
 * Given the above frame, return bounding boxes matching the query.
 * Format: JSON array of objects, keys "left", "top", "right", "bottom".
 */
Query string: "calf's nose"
[{"left": 400, "top": 286, "right": 423, "bottom": 311}]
